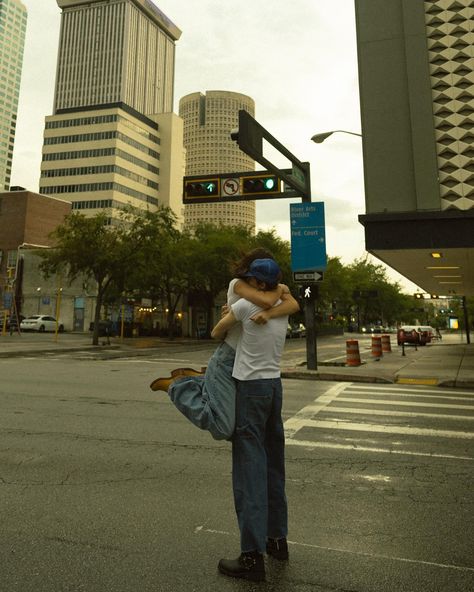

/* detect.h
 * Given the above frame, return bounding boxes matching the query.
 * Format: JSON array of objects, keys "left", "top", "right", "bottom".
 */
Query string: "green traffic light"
[
  {"left": 242, "top": 175, "right": 279, "bottom": 194},
  {"left": 206, "top": 182, "right": 216, "bottom": 193},
  {"left": 264, "top": 178, "right": 275, "bottom": 190}
]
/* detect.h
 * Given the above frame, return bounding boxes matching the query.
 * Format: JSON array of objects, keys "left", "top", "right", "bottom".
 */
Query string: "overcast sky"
[{"left": 12, "top": 0, "right": 420, "bottom": 292}]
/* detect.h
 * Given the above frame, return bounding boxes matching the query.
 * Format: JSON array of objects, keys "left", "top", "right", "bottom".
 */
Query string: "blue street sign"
[{"left": 290, "top": 202, "right": 327, "bottom": 272}]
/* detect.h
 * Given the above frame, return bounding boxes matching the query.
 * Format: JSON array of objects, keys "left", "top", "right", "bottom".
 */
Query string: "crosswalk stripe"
[
  {"left": 346, "top": 385, "right": 474, "bottom": 397},
  {"left": 343, "top": 391, "right": 474, "bottom": 402},
  {"left": 336, "top": 397, "right": 474, "bottom": 410},
  {"left": 302, "top": 418, "right": 474, "bottom": 439},
  {"left": 284, "top": 382, "right": 347, "bottom": 438},
  {"left": 285, "top": 438, "right": 474, "bottom": 461},
  {"left": 320, "top": 406, "right": 474, "bottom": 421}
]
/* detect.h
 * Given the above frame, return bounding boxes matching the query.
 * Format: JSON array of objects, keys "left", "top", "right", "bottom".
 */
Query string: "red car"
[{"left": 397, "top": 326, "right": 430, "bottom": 346}]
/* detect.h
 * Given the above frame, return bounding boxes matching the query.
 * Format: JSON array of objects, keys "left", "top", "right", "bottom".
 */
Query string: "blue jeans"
[
  {"left": 168, "top": 342, "right": 236, "bottom": 440},
  {"left": 232, "top": 378, "right": 288, "bottom": 553}
]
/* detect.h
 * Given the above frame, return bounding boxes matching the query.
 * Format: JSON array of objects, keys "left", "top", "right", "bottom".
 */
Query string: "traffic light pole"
[
  {"left": 462, "top": 296, "right": 471, "bottom": 344},
  {"left": 304, "top": 286, "right": 318, "bottom": 370},
  {"left": 300, "top": 175, "right": 319, "bottom": 371}
]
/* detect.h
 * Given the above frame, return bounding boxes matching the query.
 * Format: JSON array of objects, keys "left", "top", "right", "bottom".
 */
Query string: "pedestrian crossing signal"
[{"left": 299, "top": 285, "right": 314, "bottom": 299}]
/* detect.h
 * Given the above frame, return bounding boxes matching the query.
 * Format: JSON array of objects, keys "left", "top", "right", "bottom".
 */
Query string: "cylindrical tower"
[{"left": 179, "top": 90, "right": 256, "bottom": 230}]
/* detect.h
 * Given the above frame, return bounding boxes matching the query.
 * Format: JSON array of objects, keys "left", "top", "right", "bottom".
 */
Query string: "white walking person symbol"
[{"left": 305, "top": 286, "right": 311, "bottom": 298}]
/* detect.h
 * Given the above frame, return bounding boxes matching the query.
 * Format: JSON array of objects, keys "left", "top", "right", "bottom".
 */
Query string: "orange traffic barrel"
[
  {"left": 381, "top": 334, "right": 392, "bottom": 353},
  {"left": 346, "top": 339, "right": 361, "bottom": 366},
  {"left": 371, "top": 335, "right": 383, "bottom": 359}
]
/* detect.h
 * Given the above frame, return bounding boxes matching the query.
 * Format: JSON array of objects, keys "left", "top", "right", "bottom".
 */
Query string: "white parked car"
[{"left": 20, "top": 315, "right": 64, "bottom": 333}]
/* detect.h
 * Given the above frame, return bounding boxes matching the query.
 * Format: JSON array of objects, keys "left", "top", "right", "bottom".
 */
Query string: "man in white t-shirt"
[{"left": 211, "top": 258, "right": 290, "bottom": 582}]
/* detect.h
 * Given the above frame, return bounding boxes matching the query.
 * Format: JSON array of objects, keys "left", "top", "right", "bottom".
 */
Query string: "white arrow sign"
[{"left": 293, "top": 270, "right": 324, "bottom": 283}]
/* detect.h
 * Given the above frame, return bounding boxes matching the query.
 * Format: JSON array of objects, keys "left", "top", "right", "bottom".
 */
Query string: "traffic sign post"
[
  {"left": 299, "top": 283, "right": 319, "bottom": 370},
  {"left": 290, "top": 202, "right": 327, "bottom": 371}
]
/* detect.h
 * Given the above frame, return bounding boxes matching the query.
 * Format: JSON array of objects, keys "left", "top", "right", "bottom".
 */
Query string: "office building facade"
[
  {"left": 355, "top": 0, "right": 474, "bottom": 297},
  {"left": 39, "top": 0, "right": 183, "bottom": 223},
  {"left": 179, "top": 91, "right": 256, "bottom": 230},
  {"left": 0, "top": 0, "right": 27, "bottom": 191}
]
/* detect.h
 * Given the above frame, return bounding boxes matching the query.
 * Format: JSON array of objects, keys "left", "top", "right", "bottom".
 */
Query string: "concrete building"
[
  {"left": 0, "top": 0, "right": 27, "bottom": 191},
  {"left": 39, "top": 0, "right": 184, "bottom": 224},
  {"left": 355, "top": 0, "right": 474, "bottom": 298},
  {"left": 179, "top": 90, "right": 256, "bottom": 230},
  {"left": 0, "top": 189, "right": 71, "bottom": 319}
]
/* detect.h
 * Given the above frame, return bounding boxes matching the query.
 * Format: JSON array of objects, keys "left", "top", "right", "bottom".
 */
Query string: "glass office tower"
[{"left": 0, "top": 0, "right": 27, "bottom": 190}]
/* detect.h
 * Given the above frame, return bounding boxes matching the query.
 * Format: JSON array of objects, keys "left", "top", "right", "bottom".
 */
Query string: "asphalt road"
[{"left": 1, "top": 350, "right": 473, "bottom": 592}]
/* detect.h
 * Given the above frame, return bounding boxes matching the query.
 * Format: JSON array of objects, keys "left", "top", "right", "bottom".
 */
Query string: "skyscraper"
[
  {"left": 179, "top": 91, "right": 256, "bottom": 230},
  {"left": 355, "top": 0, "right": 474, "bottom": 296},
  {"left": 39, "top": 0, "right": 184, "bottom": 223},
  {"left": 0, "top": 0, "right": 27, "bottom": 191}
]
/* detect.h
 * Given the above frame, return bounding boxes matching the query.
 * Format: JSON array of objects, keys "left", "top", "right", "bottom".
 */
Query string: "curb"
[
  {"left": 281, "top": 369, "right": 393, "bottom": 384},
  {"left": 0, "top": 345, "right": 117, "bottom": 359}
]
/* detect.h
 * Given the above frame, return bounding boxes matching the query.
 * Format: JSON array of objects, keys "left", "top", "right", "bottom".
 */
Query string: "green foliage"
[{"left": 38, "top": 210, "right": 415, "bottom": 339}]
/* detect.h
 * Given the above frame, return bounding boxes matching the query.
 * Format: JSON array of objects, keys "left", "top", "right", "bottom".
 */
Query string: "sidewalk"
[
  {"left": 282, "top": 335, "right": 474, "bottom": 389},
  {"left": 1, "top": 331, "right": 473, "bottom": 389}
]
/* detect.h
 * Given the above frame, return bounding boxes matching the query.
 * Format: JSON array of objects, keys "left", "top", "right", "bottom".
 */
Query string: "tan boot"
[
  {"left": 149, "top": 375, "right": 175, "bottom": 392},
  {"left": 170, "top": 367, "right": 205, "bottom": 378},
  {"left": 150, "top": 368, "right": 205, "bottom": 392}
]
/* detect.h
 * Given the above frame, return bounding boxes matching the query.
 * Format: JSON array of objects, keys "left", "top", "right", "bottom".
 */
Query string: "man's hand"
[
  {"left": 221, "top": 304, "right": 230, "bottom": 318},
  {"left": 251, "top": 310, "right": 271, "bottom": 325}
]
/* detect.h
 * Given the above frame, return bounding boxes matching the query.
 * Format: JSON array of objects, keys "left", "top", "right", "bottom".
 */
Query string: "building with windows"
[
  {"left": 355, "top": 0, "right": 474, "bottom": 298},
  {"left": 0, "top": 189, "right": 72, "bottom": 321},
  {"left": 179, "top": 90, "right": 256, "bottom": 230},
  {"left": 39, "top": 0, "right": 184, "bottom": 224},
  {"left": 0, "top": 0, "right": 27, "bottom": 191}
]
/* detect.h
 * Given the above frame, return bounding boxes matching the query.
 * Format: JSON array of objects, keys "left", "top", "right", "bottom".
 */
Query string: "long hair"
[{"left": 231, "top": 248, "right": 275, "bottom": 277}]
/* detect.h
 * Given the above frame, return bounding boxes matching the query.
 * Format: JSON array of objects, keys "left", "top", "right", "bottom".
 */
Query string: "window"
[{"left": 7, "top": 249, "right": 17, "bottom": 268}]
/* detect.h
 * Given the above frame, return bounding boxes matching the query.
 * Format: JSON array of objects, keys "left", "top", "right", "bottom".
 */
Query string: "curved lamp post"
[{"left": 311, "top": 130, "right": 362, "bottom": 143}]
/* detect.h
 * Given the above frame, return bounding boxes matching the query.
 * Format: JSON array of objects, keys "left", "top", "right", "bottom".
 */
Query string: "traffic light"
[
  {"left": 242, "top": 175, "right": 280, "bottom": 195},
  {"left": 184, "top": 178, "right": 220, "bottom": 199}
]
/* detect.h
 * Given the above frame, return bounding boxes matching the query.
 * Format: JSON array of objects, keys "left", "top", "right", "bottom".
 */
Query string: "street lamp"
[
  {"left": 36, "top": 287, "right": 41, "bottom": 313},
  {"left": 311, "top": 130, "right": 362, "bottom": 143}
]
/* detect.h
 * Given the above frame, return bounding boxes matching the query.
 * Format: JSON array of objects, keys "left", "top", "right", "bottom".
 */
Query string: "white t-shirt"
[
  {"left": 231, "top": 298, "right": 288, "bottom": 381},
  {"left": 224, "top": 278, "right": 243, "bottom": 350}
]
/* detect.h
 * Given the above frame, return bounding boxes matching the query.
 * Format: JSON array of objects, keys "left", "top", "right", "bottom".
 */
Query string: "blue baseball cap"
[{"left": 243, "top": 258, "right": 281, "bottom": 285}]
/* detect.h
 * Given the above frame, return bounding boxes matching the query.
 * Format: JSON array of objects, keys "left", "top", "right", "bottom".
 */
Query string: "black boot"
[
  {"left": 218, "top": 551, "right": 265, "bottom": 582},
  {"left": 266, "top": 537, "right": 289, "bottom": 560}
]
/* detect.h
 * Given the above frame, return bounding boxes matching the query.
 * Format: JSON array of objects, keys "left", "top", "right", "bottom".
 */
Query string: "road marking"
[
  {"left": 284, "top": 382, "right": 347, "bottom": 438},
  {"left": 345, "top": 386, "right": 474, "bottom": 401},
  {"left": 195, "top": 526, "right": 474, "bottom": 572},
  {"left": 287, "top": 540, "right": 474, "bottom": 573},
  {"left": 347, "top": 384, "right": 474, "bottom": 397},
  {"left": 319, "top": 406, "right": 474, "bottom": 421},
  {"left": 285, "top": 438, "right": 474, "bottom": 460},
  {"left": 335, "top": 397, "right": 474, "bottom": 410},
  {"left": 397, "top": 377, "right": 438, "bottom": 385},
  {"left": 284, "top": 383, "right": 474, "bottom": 456},
  {"left": 300, "top": 419, "right": 474, "bottom": 439}
]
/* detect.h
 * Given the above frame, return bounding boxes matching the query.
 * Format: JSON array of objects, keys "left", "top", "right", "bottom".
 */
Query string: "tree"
[
  {"left": 39, "top": 211, "right": 144, "bottom": 345},
  {"left": 126, "top": 208, "right": 193, "bottom": 338},
  {"left": 187, "top": 224, "right": 254, "bottom": 336}
]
